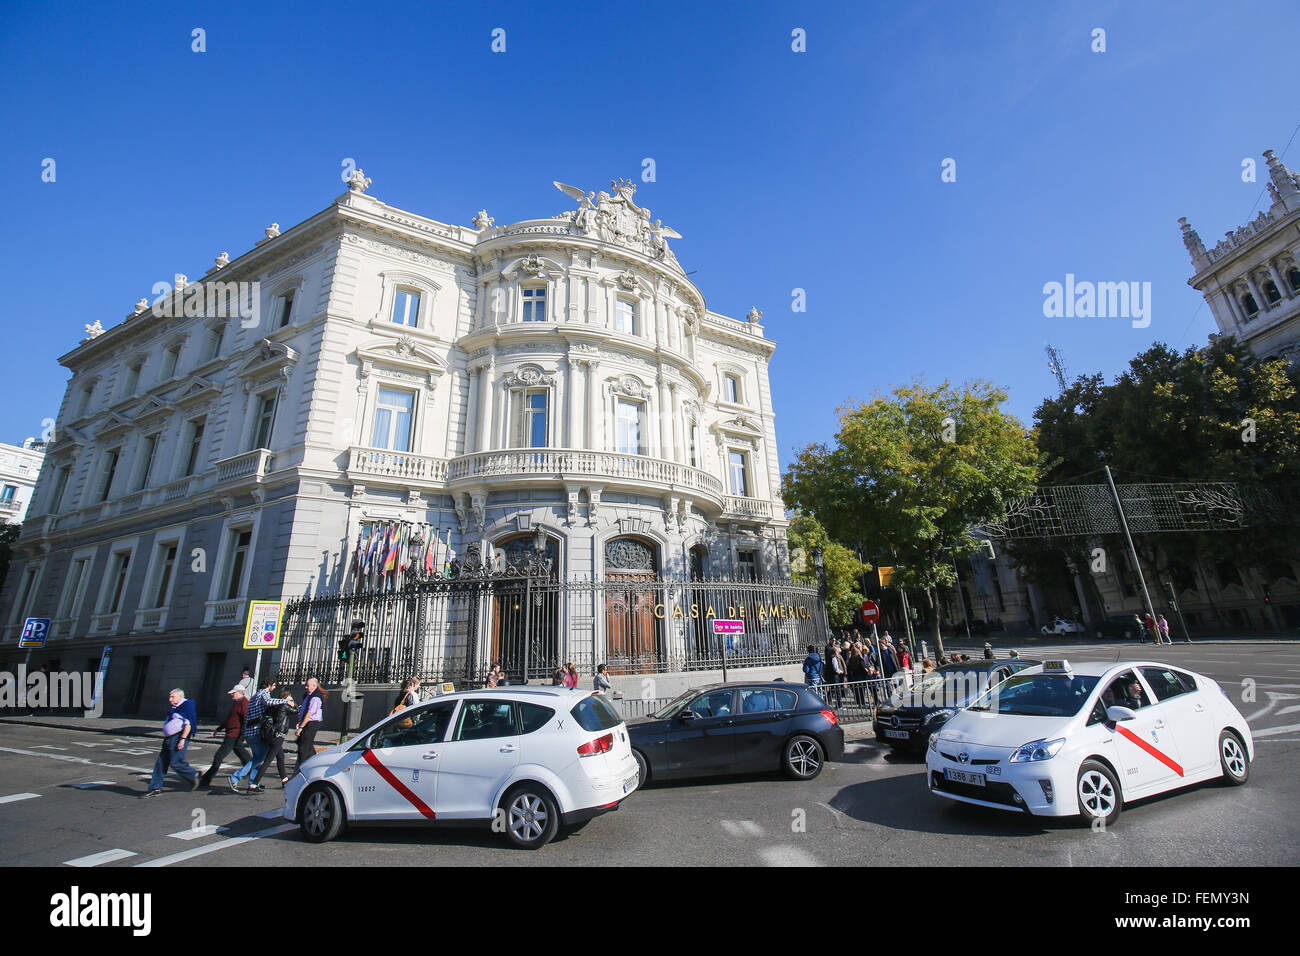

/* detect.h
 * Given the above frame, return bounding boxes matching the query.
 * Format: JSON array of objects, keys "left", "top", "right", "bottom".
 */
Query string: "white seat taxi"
[
  {"left": 285, "top": 686, "right": 640, "bottom": 848},
  {"left": 925, "top": 660, "right": 1253, "bottom": 825}
]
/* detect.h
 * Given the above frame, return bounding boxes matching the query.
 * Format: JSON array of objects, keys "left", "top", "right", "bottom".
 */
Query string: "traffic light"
[
  {"left": 1264, "top": 589, "right": 1271, "bottom": 605},
  {"left": 336, "top": 637, "right": 350, "bottom": 663},
  {"left": 339, "top": 620, "right": 365, "bottom": 663}
]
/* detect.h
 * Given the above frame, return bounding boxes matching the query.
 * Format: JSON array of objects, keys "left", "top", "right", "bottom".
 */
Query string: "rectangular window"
[
  {"left": 100, "top": 449, "right": 121, "bottom": 501},
  {"left": 78, "top": 384, "right": 94, "bottom": 418},
  {"left": 616, "top": 400, "right": 644, "bottom": 455},
  {"left": 371, "top": 387, "right": 415, "bottom": 451},
  {"left": 615, "top": 299, "right": 636, "bottom": 334},
  {"left": 737, "top": 549, "right": 757, "bottom": 581},
  {"left": 124, "top": 362, "right": 143, "bottom": 396},
  {"left": 225, "top": 530, "right": 252, "bottom": 600},
  {"left": 0, "top": 485, "right": 14, "bottom": 502},
  {"left": 10, "top": 567, "right": 38, "bottom": 624},
  {"left": 728, "top": 450, "right": 748, "bottom": 496},
  {"left": 60, "top": 557, "right": 89, "bottom": 619},
  {"left": 526, "top": 390, "right": 547, "bottom": 448},
  {"left": 521, "top": 287, "right": 547, "bottom": 322},
  {"left": 391, "top": 290, "right": 420, "bottom": 327},
  {"left": 106, "top": 551, "right": 131, "bottom": 614},
  {"left": 251, "top": 393, "right": 277, "bottom": 450},
  {"left": 184, "top": 420, "right": 205, "bottom": 476},
  {"left": 687, "top": 423, "right": 698, "bottom": 468},
  {"left": 724, "top": 374, "right": 739, "bottom": 404},
  {"left": 136, "top": 435, "right": 158, "bottom": 491},
  {"left": 205, "top": 325, "right": 224, "bottom": 361},
  {"left": 277, "top": 289, "right": 296, "bottom": 328},
  {"left": 49, "top": 466, "right": 71, "bottom": 513},
  {"left": 161, "top": 345, "right": 181, "bottom": 380},
  {"left": 153, "top": 544, "right": 178, "bottom": 608}
]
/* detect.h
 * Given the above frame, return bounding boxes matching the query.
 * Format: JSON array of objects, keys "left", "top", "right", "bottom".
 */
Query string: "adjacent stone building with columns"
[{"left": 0, "top": 173, "right": 791, "bottom": 715}]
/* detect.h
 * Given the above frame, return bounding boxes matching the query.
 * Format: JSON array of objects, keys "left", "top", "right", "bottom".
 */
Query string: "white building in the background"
[
  {"left": 0, "top": 173, "right": 791, "bottom": 714},
  {"left": 0, "top": 439, "right": 46, "bottom": 525},
  {"left": 1181, "top": 148, "right": 1300, "bottom": 361}
]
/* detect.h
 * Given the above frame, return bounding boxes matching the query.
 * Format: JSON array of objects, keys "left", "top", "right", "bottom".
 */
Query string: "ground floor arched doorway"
[
  {"left": 604, "top": 536, "right": 659, "bottom": 673},
  {"left": 490, "top": 534, "right": 559, "bottom": 683}
]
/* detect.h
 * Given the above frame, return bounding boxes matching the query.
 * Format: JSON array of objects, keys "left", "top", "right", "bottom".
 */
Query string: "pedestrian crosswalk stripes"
[
  {"left": 63, "top": 848, "right": 137, "bottom": 867},
  {"left": 0, "top": 793, "right": 40, "bottom": 804}
]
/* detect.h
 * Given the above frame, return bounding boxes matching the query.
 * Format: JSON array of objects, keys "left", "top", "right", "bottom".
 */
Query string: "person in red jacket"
[{"left": 199, "top": 686, "right": 254, "bottom": 790}]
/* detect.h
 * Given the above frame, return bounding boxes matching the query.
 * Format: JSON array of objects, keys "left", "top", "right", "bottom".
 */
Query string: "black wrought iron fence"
[{"left": 276, "top": 568, "right": 828, "bottom": 687}]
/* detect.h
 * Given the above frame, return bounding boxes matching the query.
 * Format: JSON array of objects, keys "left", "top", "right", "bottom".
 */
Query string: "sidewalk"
[{"left": 0, "top": 713, "right": 343, "bottom": 748}]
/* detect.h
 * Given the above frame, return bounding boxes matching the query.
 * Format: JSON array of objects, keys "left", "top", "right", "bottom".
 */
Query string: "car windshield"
[
  {"left": 653, "top": 689, "right": 702, "bottom": 719},
  {"left": 966, "top": 673, "right": 1100, "bottom": 717},
  {"left": 891, "top": 668, "right": 986, "bottom": 708}
]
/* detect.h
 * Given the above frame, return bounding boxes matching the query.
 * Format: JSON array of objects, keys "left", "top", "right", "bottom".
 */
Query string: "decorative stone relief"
[
  {"left": 346, "top": 169, "right": 372, "bottom": 193},
  {"left": 473, "top": 210, "right": 494, "bottom": 229},
  {"left": 616, "top": 270, "right": 638, "bottom": 291},
  {"left": 501, "top": 364, "right": 554, "bottom": 388},
  {"left": 82, "top": 321, "right": 105, "bottom": 342},
  {"left": 612, "top": 373, "right": 645, "bottom": 399},
  {"left": 746, "top": 306, "right": 763, "bottom": 323},
  {"left": 521, "top": 254, "right": 545, "bottom": 277},
  {"left": 605, "top": 537, "right": 655, "bottom": 571}
]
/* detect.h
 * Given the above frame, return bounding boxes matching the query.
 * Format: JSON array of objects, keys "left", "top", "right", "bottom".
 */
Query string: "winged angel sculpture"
[{"left": 552, "top": 180, "right": 683, "bottom": 268}]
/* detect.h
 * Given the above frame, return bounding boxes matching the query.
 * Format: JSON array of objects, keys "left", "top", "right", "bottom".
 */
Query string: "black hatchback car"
[
  {"left": 627, "top": 681, "right": 845, "bottom": 784},
  {"left": 873, "top": 658, "right": 1039, "bottom": 753}
]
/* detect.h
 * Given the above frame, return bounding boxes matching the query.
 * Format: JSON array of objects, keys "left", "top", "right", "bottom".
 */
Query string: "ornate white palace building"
[
  {"left": 0, "top": 173, "right": 790, "bottom": 714},
  {"left": 1181, "top": 148, "right": 1300, "bottom": 361}
]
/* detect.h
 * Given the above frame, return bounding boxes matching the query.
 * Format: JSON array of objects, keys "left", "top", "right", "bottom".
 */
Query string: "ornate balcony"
[
  {"left": 446, "top": 448, "right": 725, "bottom": 509},
  {"left": 215, "top": 448, "right": 275, "bottom": 486},
  {"left": 722, "top": 495, "right": 775, "bottom": 521},
  {"left": 347, "top": 447, "right": 448, "bottom": 485}
]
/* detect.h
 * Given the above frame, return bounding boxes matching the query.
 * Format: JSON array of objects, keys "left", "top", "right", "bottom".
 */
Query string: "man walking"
[
  {"left": 145, "top": 688, "right": 200, "bottom": 795},
  {"left": 199, "top": 686, "right": 254, "bottom": 790},
  {"left": 235, "top": 666, "right": 255, "bottom": 698},
  {"left": 294, "top": 678, "right": 326, "bottom": 773},
  {"left": 231, "top": 679, "right": 292, "bottom": 791},
  {"left": 801, "top": 644, "right": 823, "bottom": 687}
]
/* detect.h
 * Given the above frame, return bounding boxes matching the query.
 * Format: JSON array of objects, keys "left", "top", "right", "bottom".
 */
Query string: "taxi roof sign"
[
  {"left": 433, "top": 682, "right": 456, "bottom": 696},
  {"left": 1043, "top": 660, "right": 1073, "bottom": 676}
]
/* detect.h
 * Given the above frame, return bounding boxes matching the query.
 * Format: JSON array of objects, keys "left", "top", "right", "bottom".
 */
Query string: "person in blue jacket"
[
  {"left": 801, "top": 645, "right": 824, "bottom": 686},
  {"left": 144, "top": 688, "right": 200, "bottom": 795}
]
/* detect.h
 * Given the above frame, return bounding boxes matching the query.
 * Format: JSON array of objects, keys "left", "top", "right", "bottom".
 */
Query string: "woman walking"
[{"left": 563, "top": 662, "right": 579, "bottom": 689}]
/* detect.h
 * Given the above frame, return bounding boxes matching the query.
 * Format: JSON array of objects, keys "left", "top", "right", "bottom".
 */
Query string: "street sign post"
[
  {"left": 860, "top": 600, "right": 880, "bottom": 626},
  {"left": 242, "top": 601, "right": 285, "bottom": 691},
  {"left": 713, "top": 619, "right": 744, "bottom": 682},
  {"left": 19, "top": 618, "right": 50, "bottom": 649}
]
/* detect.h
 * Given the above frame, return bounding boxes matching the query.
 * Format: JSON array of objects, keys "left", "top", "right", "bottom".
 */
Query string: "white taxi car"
[
  {"left": 285, "top": 687, "right": 639, "bottom": 848},
  {"left": 926, "top": 660, "right": 1253, "bottom": 825}
]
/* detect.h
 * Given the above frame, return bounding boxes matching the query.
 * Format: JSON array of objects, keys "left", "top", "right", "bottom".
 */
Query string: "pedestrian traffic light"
[
  {"left": 1264, "top": 589, "right": 1271, "bottom": 605},
  {"left": 336, "top": 637, "right": 350, "bottom": 663},
  {"left": 346, "top": 619, "right": 365, "bottom": 660}
]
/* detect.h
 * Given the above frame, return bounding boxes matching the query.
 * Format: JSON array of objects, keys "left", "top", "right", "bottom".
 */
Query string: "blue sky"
[{"left": 3, "top": 0, "right": 1298, "bottom": 465}]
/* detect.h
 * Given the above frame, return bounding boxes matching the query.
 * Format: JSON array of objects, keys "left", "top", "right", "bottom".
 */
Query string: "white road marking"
[
  {"left": 0, "top": 792, "right": 41, "bottom": 804},
  {"left": 64, "top": 849, "right": 137, "bottom": 867},
  {"left": 135, "top": 824, "right": 296, "bottom": 867},
  {"left": 0, "top": 745, "right": 152, "bottom": 774},
  {"left": 33, "top": 745, "right": 69, "bottom": 751},
  {"left": 1250, "top": 723, "right": 1300, "bottom": 738},
  {"left": 757, "top": 845, "right": 820, "bottom": 866},
  {"left": 107, "top": 748, "right": 153, "bottom": 756},
  {"left": 71, "top": 781, "right": 115, "bottom": 789},
  {"left": 720, "top": 819, "right": 765, "bottom": 837},
  {"left": 255, "top": 809, "right": 286, "bottom": 819},
  {"left": 167, "top": 825, "right": 229, "bottom": 841}
]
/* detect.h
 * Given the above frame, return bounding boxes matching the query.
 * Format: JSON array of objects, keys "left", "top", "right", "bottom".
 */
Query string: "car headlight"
[
  {"left": 925, "top": 708, "right": 957, "bottom": 725},
  {"left": 1008, "top": 738, "right": 1066, "bottom": 762},
  {"left": 928, "top": 734, "right": 939, "bottom": 752}
]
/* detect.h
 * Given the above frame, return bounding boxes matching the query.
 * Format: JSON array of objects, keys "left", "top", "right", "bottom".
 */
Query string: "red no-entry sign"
[{"left": 861, "top": 600, "right": 879, "bottom": 625}]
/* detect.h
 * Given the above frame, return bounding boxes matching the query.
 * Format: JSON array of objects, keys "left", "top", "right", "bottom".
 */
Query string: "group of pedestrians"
[
  {"left": 145, "top": 671, "right": 327, "bottom": 796},
  {"left": 803, "top": 630, "right": 911, "bottom": 708},
  {"left": 1137, "top": 612, "right": 1174, "bottom": 645}
]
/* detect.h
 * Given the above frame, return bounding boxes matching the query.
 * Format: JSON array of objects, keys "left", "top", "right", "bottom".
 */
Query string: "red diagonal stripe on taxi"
[
  {"left": 362, "top": 749, "right": 436, "bottom": 818},
  {"left": 1114, "top": 724, "right": 1184, "bottom": 777}
]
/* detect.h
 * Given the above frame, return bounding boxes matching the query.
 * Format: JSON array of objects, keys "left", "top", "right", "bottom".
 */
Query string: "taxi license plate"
[
  {"left": 884, "top": 729, "right": 910, "bottom": 740},
  {"left": 944, "top": 768, "right": 985, "bottom": 787},
  {"left": 623, "top": 773, "right": 638, "bottom": 794}
]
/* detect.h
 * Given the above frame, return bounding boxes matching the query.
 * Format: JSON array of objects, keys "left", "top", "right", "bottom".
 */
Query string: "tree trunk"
[{"left": 929, "top": 587, "right": 945, "bottom": 659}]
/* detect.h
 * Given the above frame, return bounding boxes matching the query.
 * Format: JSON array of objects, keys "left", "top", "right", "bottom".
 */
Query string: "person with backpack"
[
  {"left": 250, "top": 690, "right": 297, "bottom": 790},
  {"left": 230, "top": 679, "right": 292, "bottom": 791},
  {"left": 801, "top": 645, "right": 823, "bottom": 687},
  {"left": 199, "top": 686, "right": 254, "bottom": 790}
]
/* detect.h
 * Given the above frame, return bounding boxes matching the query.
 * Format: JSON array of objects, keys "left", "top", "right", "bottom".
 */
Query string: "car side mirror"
[{"left": 1106, "top": 705, "right": 1137, "bottom": 722}]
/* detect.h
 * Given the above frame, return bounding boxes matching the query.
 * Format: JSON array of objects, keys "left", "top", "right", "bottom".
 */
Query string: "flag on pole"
[
  {"left": 443, "top": 528, "right": 456, "bottom": 577},
  {"left": 383, "top": 523, "right": 399, "bottom": 576},
  {"left": 426, "top": 524, "right": 436, "bottom": 575}
]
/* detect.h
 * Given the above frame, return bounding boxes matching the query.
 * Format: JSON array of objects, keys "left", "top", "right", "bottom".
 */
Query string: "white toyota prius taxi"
[
  {"left": 926, "top": 660, "right": 1253, "bottom": 825},
  {"left": 284, "top": 687, "right": 639, "bottom": 848}
]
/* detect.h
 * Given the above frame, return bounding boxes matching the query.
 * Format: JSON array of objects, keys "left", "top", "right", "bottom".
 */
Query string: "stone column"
[
  {"left": 669, "top": 382, "right": 682, "bottom": 463},
  {"left": 1219, "top": 289, "right": 1245, "bottom": 329},
  {"left": 567, "top": 357, "right": 581, "bottom": 447},
  {"left": 586, "top": 359, "right": 600, "bottom": 449},
  {"left": 1268, "top": 261, "right": 1291, "bottom": 300},
  {"left": 462, "top": 367, "right": 477, "bottom": 455},
  {"left": 1245, "top": 273, "right": 1268, "bottom": 312},
  {"left": 657, "top": 372, "right": 671, "bottom": 460},
  {"left": 477, "top": 358, "right": 495, "bottom": 452}
]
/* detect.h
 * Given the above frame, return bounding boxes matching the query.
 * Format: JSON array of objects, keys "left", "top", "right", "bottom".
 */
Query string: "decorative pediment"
[
  {"left": 711, "top": 415, "right": 764, "bottom": 449},
  {"left": 98, "top": 412, "right": 135, "bottom": 438},
  {"left": 501, "top": 364, "right": 555, "bottom": 389},
  {"left": 238, "top": 339, "right": 299, "bottom": 383},
  {"left": 52, "top": 425, "right": 88, "bottom": 450},
  {"left": 610, "top": 373, "right": 647, "bottom": 400},
  {"left": 356, "top": 338, "right": 447, "bottom": 387},
  {"left": 135, "top": 397, "right": 175, "bottom": 424},
  {"left": 174, "top": 376, "right": 222, "bottom": 408}
]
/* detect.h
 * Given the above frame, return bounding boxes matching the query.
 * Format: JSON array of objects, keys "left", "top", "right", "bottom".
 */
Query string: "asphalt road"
[{"left": 1, "top": 642, "right": 1297, "bottom": 867}]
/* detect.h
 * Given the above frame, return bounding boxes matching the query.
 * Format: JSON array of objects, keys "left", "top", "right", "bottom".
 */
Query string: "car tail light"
[
  {"left": 821, "top": 709, "right": 838, "bottom": 726},
  {"left": 577, "top": 732, "right": 614, "bottom": 756}
]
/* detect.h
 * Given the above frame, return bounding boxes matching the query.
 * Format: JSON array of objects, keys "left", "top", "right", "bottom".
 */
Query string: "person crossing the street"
[
  {"left": 200, "top": 686, "right": 254, "bottom": 790},
  {"left": 231, "top": 679, "right": 292, "bottom": 792},
  {"left": 144, "top": 688, "right": 200, "bottom": 796}
]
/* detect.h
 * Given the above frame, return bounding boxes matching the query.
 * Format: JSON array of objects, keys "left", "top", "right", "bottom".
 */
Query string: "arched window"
[
  {"left": 1263, "top": 280, "right": 1282, "bottom": 305},
  {"left": 1287, "top": 267, "right": 1300, "bottom": 294},
  {"left": 1241, "top": 293, "right": 1259, "bottom": 317}
]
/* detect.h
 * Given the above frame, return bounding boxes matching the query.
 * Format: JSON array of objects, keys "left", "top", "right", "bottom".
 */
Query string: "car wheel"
[
  {"left": 501, "top": 784, "right": 560, "bottom": 850},
  {"left": 1218, "top": 730, "right": 1249, "bottom": 786},
  {"left": 1076, "top": 760, "right": 1121, "bottom": 827},
  {"left": 632, "top": 749, "right": 650, "bottom": 787},
  {"left": 783, "top": 734, "right": 825, "bottom": 780},
  {"left": 299, "top": 783, "right": 345, "bottom": 843}
]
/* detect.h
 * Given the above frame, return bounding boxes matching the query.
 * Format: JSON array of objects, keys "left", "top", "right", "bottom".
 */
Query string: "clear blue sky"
[{"left": 3, "top": 0, "right": 1298, "bottom": 465}]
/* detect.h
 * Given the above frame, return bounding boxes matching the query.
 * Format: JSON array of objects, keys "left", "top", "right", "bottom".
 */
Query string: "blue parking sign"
[{"left": 20, "top": 618, "right": 51, "bottom": 648}]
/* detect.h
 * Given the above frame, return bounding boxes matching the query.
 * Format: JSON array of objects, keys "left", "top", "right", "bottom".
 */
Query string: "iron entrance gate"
[{"left": 277, "top": 572, "right": 829, "bottom": 687}]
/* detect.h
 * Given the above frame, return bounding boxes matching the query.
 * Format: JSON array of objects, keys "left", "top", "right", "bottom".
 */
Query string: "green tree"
[
  {"left": 783, "top": 381, "right": 1039, "bottom": 656},
  {"left": 787, "top": 512, "right": 871, "bottom": 627},
  {"left": 0, "top": 523, "right": 19, "bottom": 592}
]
